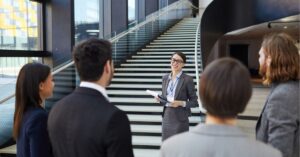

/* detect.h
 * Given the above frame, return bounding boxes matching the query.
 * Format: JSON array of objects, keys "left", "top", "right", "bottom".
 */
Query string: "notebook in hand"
[{"left": 158, "top": 95, "right": 170, "bottom": 103}]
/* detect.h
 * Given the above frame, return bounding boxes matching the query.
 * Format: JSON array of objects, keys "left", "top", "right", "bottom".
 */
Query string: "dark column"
[
  {"left": 103, "top": 0, "right": 112, "bottom": 38},
  {"left": 168, "top": 0, "right": 178, "bottom": 5},
  {"left": 45, "top": 0, "right": 74, "bottom": 66},
  {"left": 137, "top": 0, "right": 145, "bottom": 22},
  {"left": 111, "top": 0, "right": 128, "bottom": 34},
  {"left": 145, "top": 0, "right": 159, "bottom": 16}
]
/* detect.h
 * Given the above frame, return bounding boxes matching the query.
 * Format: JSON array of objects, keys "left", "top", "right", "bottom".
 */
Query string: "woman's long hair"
[{"left": 13, "top": 63, "right": 51, "bottom": 139}]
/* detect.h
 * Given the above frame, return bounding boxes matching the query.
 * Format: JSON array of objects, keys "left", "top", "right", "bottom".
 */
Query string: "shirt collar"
[
  {"left": 191, "top": 124, "right": 246, "bottom": 137},
  {"left": 168, "top": 70, "right": 183, "bottom": 80},
  {"left": 79, "top": 81, "right": 109, "bottom": 101}
]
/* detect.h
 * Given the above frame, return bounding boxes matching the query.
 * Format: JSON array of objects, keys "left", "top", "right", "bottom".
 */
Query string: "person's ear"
[
  {"left": 104, "top": 60, "right": 111, "bottom": 74},
  {"left": 39, "top": 82, "right": 45, "bottom": 91}
]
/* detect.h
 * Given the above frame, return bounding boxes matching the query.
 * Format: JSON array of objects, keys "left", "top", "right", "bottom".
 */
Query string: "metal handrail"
[
  {"left": 0, "top": 94, "right": 14, "bottom": 104},
  {"left": 0, "top": 0, "right": 194, "bottom": 105},
  {"left": 109, "top": 0, "right": 192, "bottom": 43},
  {"left": 194, "top": 20, "right": 206, "bottom": 113}
]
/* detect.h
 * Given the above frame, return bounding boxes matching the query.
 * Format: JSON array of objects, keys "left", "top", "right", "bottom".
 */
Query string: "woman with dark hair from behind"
[
  {"left": 160, "top": 58, "right": 282, "bottom": 157},
  {"left": 13, "top": 63, "right": 54, "bottom": 157}
]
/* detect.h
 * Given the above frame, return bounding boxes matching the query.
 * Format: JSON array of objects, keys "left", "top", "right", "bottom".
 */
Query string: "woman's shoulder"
[
  {"left": 24, "top": 107, "right": 48, "bottom": 123},
  {"left": 181, "top": 73, "right": 193, "bottom": 80}
]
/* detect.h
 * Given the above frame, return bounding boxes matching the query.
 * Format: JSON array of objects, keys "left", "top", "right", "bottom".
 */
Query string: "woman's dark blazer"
[
  {"left": 161, "top": 72, "right": 198, "bottom": 117},
  {"left": 17, "top": 107, "right": 52, "bottom": 157}
]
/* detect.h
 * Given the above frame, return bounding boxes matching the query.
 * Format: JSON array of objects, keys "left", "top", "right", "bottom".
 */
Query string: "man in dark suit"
[{"left": 48, "top": 39, "right": 134, "bottom": 157}]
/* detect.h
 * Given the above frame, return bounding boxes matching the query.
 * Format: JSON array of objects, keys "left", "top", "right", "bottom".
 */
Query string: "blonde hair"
[{"left": 261, "top": 33, "right": 300, "bottom": 85}]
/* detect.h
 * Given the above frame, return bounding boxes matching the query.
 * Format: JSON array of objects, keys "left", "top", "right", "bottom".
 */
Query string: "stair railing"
[
  {"left": 194, "top": 20, "right": 206, "bottom": 113},
  {"left": 0, "top": 0, "right": 195, "bottom": 105}
]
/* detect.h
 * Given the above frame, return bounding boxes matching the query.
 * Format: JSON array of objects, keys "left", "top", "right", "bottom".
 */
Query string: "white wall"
[
  {"left": 199, "top": 0, "right": 213, "bottom": 8},
  {"left": 198, "top": 0, "right": 213, "bottom": 16}
]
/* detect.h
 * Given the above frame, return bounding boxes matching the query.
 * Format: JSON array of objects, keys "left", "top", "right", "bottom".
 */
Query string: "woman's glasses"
[{"left": 171, "top": 58, "right": 184, "bottom": 64}]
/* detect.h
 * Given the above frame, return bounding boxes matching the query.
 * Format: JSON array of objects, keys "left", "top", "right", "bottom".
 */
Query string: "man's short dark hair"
[
  {"left": 73, "top": 38, "right": 112, "bottom": 81},
  {"left": 199, "top": 57, "right": 252, "bottom": 118}
]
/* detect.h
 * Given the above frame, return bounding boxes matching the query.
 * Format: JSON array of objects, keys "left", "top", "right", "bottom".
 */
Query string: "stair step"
[
  {"left": 133, "top": 149, "right": 159, "bottom": 157},
  {"left": 128, "top": 114, "right": 201, "bottom": 123},
  {"left": 115, "top": 68, "right": 197, "bottom": 71},
  {"left": 154, "top": 39, "right": 196, "bottom": 42},
  {"left": 133, "top": 135, "right": 161, "bottom": 146},
  {"left": 111, "top": 78, "right": 197, "bottom": 83},
  {"left": 131, "top": 124, "right": 162, "bottom": 133},
  {"left": 150, "top": 42, "right": 195, "bottom": 45},
  {"left": 161, "top": 33, "right": 199, "bottom": 35},
  {"left": 167, "top": 28, "right": 198, "bottom": 31},
  {"left": 137, "top": 52, "right": 195, "bottom": 55},
  {"left": 146, "top": 45, "right": 198, "bottom": 48},
  {"left": 160, "top": 34, "right": 199, "bottom": 37},
  {"left": 116, "top": 105, "right": 201, "bottom": 113},
  {"left": 114, "top": 73, "right": 200, "bottom": 77},
  {"left": 121, "top": 63, "right": 201, "bottom": 66},
  {"left": 126, "top": 59, "right": 195, "bottom": 62},
  {"left": 111, "top": 78, "right": 162, "bottom": 82},
  {"left": 0, "top": 144, "right": 16, "bottom": 154},
  {"left": 165, "top": 29, "right": 197, "bottom": 32},
  {"left": 142, "top": 48, "right": 195, "bottom": 51},
  {"left": 111, "top": 97, "right": 157, "bottom": 103},
  {"left": 131, "top": 56, "right": 199, "bottom": 59},
  {"left": 157, "top": 37, "right": 195, "bottom": 40},
  {"left": 166, "top": 31, "right": 196, "bottom": 34},
  {"left": 168, "top": 27, "right": 197, "bottom": 29},
  {"left": 110, "top": 94, "right": 198, "bottom": 102},
  {"left": 109, "top": 84, "right": 162, "bottom": 89},
  {"left": 108, "top": 90, "right": 162, "bottom": 95}
]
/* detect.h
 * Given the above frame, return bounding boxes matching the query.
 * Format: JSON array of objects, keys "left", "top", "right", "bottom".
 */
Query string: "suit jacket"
[
  {"left": 161, "top": 73, "right": 198, "bottom": 117},
  {"left": 48, "top": 87, "right": 134, "bottom": 157},
  {"left": 160, "top": 124, "right": 282, "bottom": 157},
  {"left": 17, "top": 107, "right": 52, "bottom": 157},
  {"left": 256, "top": 81, "right": 299, "bottom": 157}
]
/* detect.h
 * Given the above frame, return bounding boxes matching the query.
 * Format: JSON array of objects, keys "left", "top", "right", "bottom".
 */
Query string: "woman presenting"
[{"left": 158, "top": 52, "right": 198, "bottom": 141}]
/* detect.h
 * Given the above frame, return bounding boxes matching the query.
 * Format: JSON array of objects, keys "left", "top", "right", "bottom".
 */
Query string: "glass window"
[
  {"left": 128, "top": 0, "right": 136, "bottom": 27},
  {"left": 0, "top": 0, "right": 41, "bottom": 50},
  {"left": 74, "top": 0, "right": 100, "bottom": 43}
]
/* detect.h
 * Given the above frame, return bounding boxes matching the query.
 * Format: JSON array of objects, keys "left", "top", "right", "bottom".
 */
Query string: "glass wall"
[
  {"left": 74, "top": 0, "right": 100, "bottom": 43},
  {"left": 128, "top": 0, "right": 136, "bottom": 28},
  {"left": 0, "top": 57, "right": 39, "bottom": 77},
  {"left": 0, "top": 0, "right": 41, "bottom": 50}
]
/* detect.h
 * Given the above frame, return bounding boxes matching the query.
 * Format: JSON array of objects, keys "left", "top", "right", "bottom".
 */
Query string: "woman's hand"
[{"left": 154, "top": 96, "right": 160, "bottom": 103}]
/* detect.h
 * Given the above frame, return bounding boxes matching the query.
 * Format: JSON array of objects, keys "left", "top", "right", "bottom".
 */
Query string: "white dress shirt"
[{"left": 80, "top": 81, "right": 110, "bottom": 101}]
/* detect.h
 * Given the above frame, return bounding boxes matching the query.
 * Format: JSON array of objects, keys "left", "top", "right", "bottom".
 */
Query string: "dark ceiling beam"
[
  {"left": 0, "top": 50, "right": 51, "bottom": 57},
  {"left": 200, "top": 0, "right": 300, "bottom": 67}
]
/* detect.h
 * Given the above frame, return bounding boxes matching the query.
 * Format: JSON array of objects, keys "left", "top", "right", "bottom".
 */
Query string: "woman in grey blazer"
[
  {"left": 158, "top": 52, "right": 198, "bottom": 141},
  {"left": 256, "top": 33, "right": 299, "bottom": 157},
  {"left": 160, "top": 58, "right": 282, "bottom": 157}
]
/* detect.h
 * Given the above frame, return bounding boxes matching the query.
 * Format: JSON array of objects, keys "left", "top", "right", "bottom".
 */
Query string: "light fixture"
[{"left": 267, "top": 21, "right": 299, "bottom": 29}]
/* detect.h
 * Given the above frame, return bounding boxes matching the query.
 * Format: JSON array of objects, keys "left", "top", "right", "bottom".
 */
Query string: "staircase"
[
  {"left": 107, "top": 18, "right": 202, "bottom": 157},
  {"left": 0, "top": 17, "right": 270, "bottom": 157}
]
